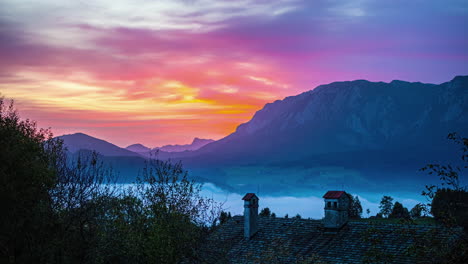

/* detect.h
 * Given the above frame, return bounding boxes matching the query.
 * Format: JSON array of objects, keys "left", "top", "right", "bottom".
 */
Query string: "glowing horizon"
[{"left": 1, "top": 0, "right": 467, "bottom": 147}]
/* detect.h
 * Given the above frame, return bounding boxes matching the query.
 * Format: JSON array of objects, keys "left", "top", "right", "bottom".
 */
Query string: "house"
[{"left": 202, "top": 191, "right": 461, "bottom": 264}]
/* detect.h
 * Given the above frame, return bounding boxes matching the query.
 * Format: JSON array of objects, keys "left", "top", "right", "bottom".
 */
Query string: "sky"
[{"left": 1, "top": 0, "right": 467, "bottom": 147}]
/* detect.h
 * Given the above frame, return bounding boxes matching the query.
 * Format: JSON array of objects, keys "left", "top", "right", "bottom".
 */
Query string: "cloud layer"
[{"left": 1, "top": 0, "right": 467, "bottom": 146}]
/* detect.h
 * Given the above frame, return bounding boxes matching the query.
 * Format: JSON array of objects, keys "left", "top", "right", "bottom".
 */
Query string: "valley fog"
[
  {"left": 113, "top": 183, "right": 424, "bottom": 219},
  {"left": 201, "top": 183, "right": 423, "bottom": 219}
]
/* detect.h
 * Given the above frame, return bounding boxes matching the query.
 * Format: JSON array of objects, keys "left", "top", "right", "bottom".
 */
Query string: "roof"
[
  {"left": 242, "top": 193, "right": 258, "bottom": 201},
  {"left": 202, "top": 216, "right": 461, "bottom": 264},
  {"left": 323, "top": 191, "right": 346, "bottom": 199}
]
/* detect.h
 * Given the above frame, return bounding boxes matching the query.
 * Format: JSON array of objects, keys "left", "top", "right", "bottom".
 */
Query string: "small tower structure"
[
  {"left": 322, "top": 191, "right": 350, "bottom": 229},
  {"left": 242, "top": 193, "right": 259, "bottom": 239}
]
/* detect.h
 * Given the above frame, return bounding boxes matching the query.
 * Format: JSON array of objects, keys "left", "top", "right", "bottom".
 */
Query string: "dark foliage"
[
  {"left": 410, "top": 132, "right": 468, "bottom": 263},
  {"left": 389, "top": 202, "right": 410, "bottom": 219},
  {"left": 378, "top": 196, "right": 394, "bottom": 218},
  {"left": 431, "top": 188, "right": 468, "bottom": 229},
  {"left": 410, "top": 204, "right": 424, "bottom": 219},
  {"left": 0, "top": 97, "right": 221, "bottom": 264},
  {"left": 421, "top": 133, "right": 468, "bottom": 230},
  {"left": 348, "top": 195, "right": 363, "bottom": 219},
  {"left": 259, "top": 207, "right": 271, "bottom": 217},
  {"left": 1, "top": 97, "right": 60, "bottom": 263},
  {"left": 219, "top": 211, "right": 232, "bottom": 224}
]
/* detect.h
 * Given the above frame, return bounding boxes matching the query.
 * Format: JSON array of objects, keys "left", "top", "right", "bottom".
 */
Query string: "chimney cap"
[
  {"left": 242, "top": 193, "right": 258, "bottom": 201},
  {"left": 323, "top": 191, "right": 346, "bottom": 199}
]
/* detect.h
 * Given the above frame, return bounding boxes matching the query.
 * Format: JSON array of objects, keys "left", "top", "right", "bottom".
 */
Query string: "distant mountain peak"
[
  {"left": 390, "top": 79, "right": 408, "bottom": 84},
  {"left": 450, "top": 75, "right": 468, "bottom": 84},
  {"left": 192, "top": 137, "right": 214, "bottom": 145},
  {"left": 157, "top": 137, "right": 215, "bottom": 152},
  {"left": 126, "top": 143, "right": 151, "bottom": 153},
  {"left": 57, "top": 132, "right": 140, "bottom": 157},
  {"left": 64, "top": 132, "right": 91, "bottom": 137}
]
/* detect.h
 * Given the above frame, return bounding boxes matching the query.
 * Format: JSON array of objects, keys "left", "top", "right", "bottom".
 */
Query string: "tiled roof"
[
  {"left": 242, "top": 193, "right": 258, "bottom": 201},
  {"left": 323, "top": 191, "right": 346, "bottom": 199},
  {"left": 203, "top": 216, "right": 461, "bottom": 264}
]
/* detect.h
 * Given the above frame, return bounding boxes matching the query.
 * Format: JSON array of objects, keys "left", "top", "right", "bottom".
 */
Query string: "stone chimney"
[
  {"left": 242, "top": 193, "right": 259, "bottom": 239},
  {"left": 322, "top": 191, "right": 350, "bottom": 229}
]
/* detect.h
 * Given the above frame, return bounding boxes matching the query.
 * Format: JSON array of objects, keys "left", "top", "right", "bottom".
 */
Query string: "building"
[
  {"left": 202, "top": 191, "right": 462, "bottom": 263},
  {"left": 322, "top": 191, "right": 349, "bottom": 229}
]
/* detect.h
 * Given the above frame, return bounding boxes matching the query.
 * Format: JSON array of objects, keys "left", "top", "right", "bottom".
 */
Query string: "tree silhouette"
[
  {"left": 409, "top": 204, "right": 424, "bottom": 218},
  {"left": 389, "top": 202, "right": 410, "bottom": 219},
  {"left": 349, "top": 195, "right": 363, "bottom": 219},
  {"left": 420, "top": 132, "right": 468, "bottom": 229},
  {"left": 260, "top": 207, "right": 272, "bottom": 217},
  {"left": 0, "top": 96, "right": 222, "bottom": 263},
  {"left": 378, "top": 196, "right": 394, "bottom": 218}
]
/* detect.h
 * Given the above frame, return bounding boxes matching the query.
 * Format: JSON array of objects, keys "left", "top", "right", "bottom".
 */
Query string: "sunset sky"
[{"left": 1, "top": 0, "right": 467, "bottom": 147}]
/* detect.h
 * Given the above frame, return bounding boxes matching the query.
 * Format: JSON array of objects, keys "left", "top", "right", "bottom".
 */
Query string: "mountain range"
[
  {"left": 58, "top": 133, "right": 139, "bottom": 157},
  {"left": 56, "top": 76, "right": 468, "bottom": 194},
  {"left": 187, "top": 76, "right": 467, "bottom": 162},
  {"left": 124, "top": 138, "right": 214, "bottom": 154},
  {"left": 125, "top": 143, "right": 151, "bottom": 153},
  {"left": 156, "top": 138, "right": 215, "bottom": 152}
]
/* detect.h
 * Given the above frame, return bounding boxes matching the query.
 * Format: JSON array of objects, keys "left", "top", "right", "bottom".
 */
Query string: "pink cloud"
[{"left": 1, "top": 1, "right": 467, "bottom": 146}]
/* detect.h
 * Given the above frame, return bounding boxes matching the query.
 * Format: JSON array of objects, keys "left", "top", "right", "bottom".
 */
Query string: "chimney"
[
  {"left": 242, "top": 193, "right": 259, "bottom": 239},
  {"left": 322, "top": 191, "right": 350, "bottom": 229}
]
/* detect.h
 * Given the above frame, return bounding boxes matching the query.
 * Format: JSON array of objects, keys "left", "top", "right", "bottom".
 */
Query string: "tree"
[
  {"left": 389, "top": 202, "right": 410, "bottom": 219},
  {"left": 420, "top": 133, "right": 468, "bottom": 229},
  {"left": 431, "top": 189, "right": 468, "bottom": 229},
  {"left": 219, "top": 211, "right": 232, "bottom": 224},
  {"left": 132, "top": 158, "right": 222, "bottom": 263},
  {"left": 348, "top": 195, "right": 363, "bottom": 219},
  {"left": 410, "top": 204, "right": 424, "bottom": 219},
  {"left": 0, "top": 96, "right": 223, "bottom": 263},
  {"left": 408, "top": 133, "right": 468, "bottom": 263},
  {"left": 366, "top": 208, "right": 371, "bottom": 218},
  {"left": 378, "top": 196, "right": 394, "bottom": 218},
  {"left": 260, "top": 207, "right": 271, "bottom": 217},
  {"left": 50, "top": 151, "right": 119, "bottom": 262},
  {"left": 0, "top": 97, "right": 60, "bottom": 262},
  {"left": 76, "top": 158, "right": 222, "bottom": 264}
]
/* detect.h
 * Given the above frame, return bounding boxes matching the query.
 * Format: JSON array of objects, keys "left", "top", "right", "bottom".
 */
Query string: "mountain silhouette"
[
  {"left": 126, "top": 143, "right": 151, "bottom": 153},
  {"left": 157, "top": 138, "right": 215, "bottom": 152},
  {"left": 185, "top": 76, "right": 468, "bottom": 165},
  {"left": 165, "top": 76, "right": 468, "bottom": 193},
  {"left": 54, "top": 76, "right": 468, "bottom": 193},
  {"left": 58, "top": 133, "right": 140, "bottom": 157}
]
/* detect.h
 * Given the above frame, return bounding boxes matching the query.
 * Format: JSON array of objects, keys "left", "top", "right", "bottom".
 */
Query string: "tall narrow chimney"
[
  {"left": 242, "top": 193, "right": 259, "bottom": 239},
  {"left": 322, "top": 191, "right": 350, "bottom": 229}
]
